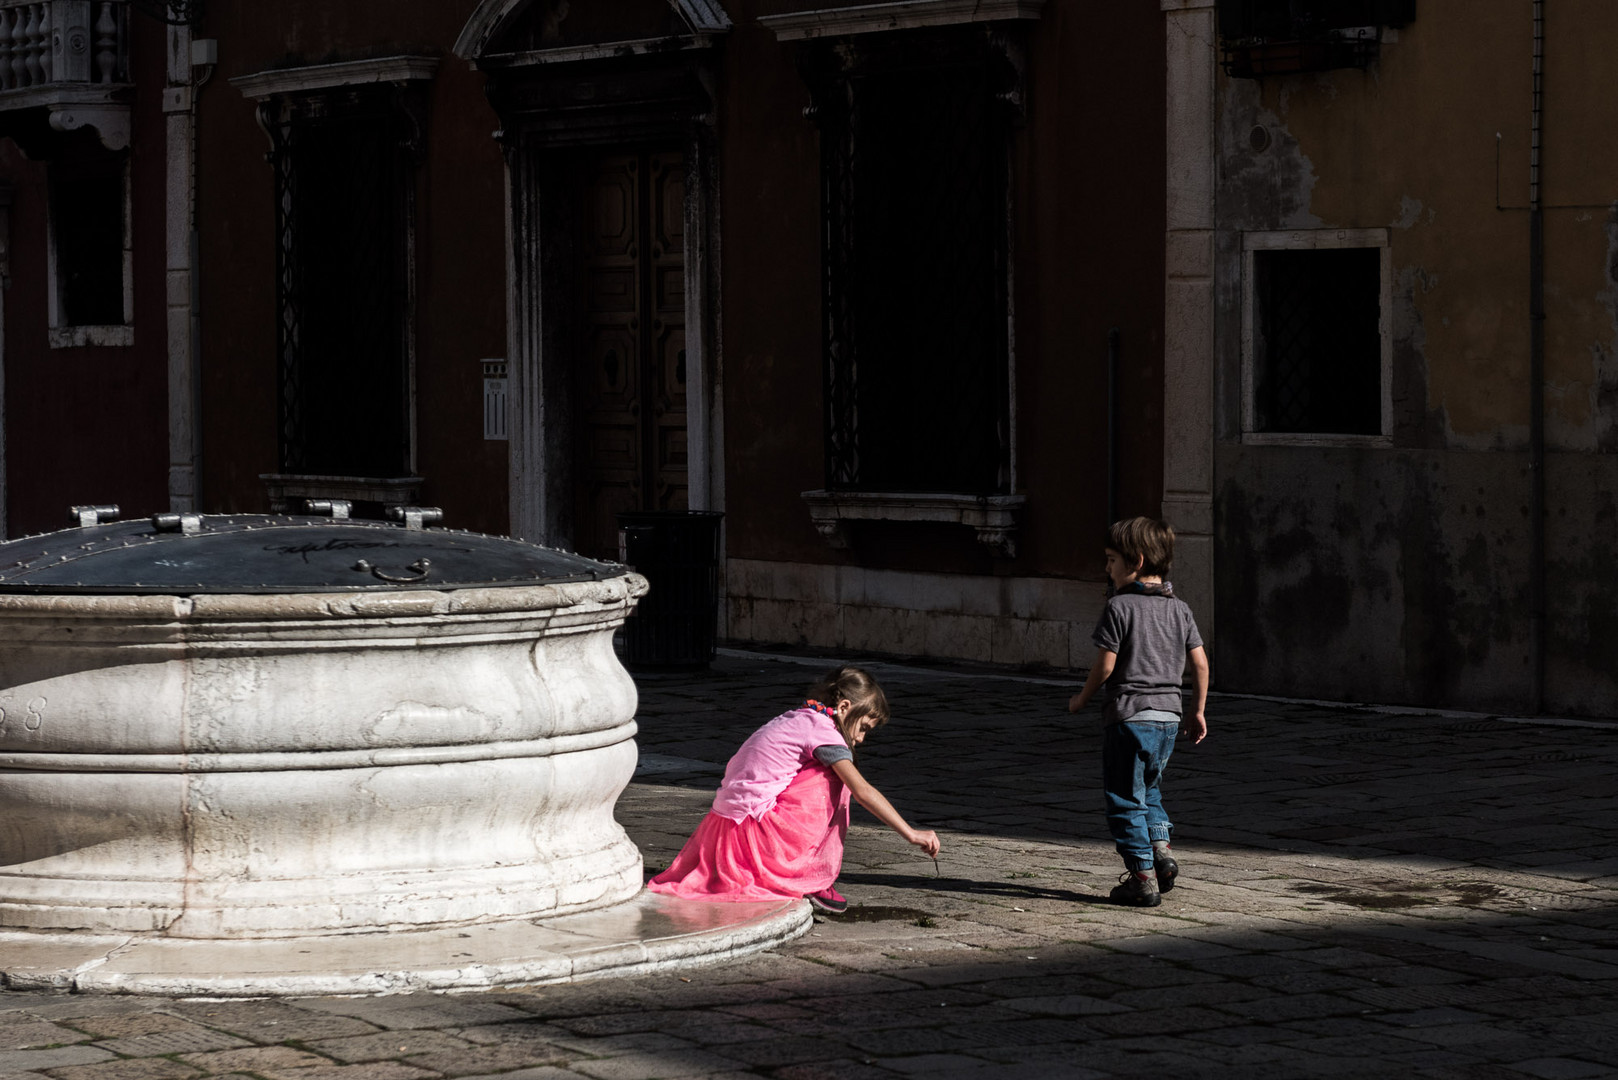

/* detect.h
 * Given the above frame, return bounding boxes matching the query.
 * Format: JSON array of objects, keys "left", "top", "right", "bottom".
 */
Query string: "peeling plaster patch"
[
  {"left": 1219, "top": 86, "right": 1322, "bottom": 231},
  {"left": 1395, "top": 195, "right": 1423, "bottom": 230},
  {"left": 1391, "top": 265, "right": 1436, "bottom": 447}
]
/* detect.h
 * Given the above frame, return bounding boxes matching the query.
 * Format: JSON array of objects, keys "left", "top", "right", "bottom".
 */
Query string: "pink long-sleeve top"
[{"left": 710, "top": 708, "right": 853, "bottom": 822}]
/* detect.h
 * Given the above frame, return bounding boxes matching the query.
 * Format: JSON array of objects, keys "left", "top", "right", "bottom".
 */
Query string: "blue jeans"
[{"left": 1102, "top": 711, "right": 1179, "bottom": 872}]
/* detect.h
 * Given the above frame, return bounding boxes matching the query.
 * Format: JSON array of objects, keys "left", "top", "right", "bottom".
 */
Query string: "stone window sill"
[
  {"left": 760, "top": 0, "right": 1045, "bottom": 41},
  {"left": 801, "top": 490, "right": 1026, "bottom": 558},
  {"left": 50, "top": 326, "right": 132, "bottom": 349}
]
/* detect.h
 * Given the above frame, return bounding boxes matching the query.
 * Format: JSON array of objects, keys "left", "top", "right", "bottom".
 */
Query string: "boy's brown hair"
[
  {"left": 806, "top": 665, "right": 890, "bottom": 747},
  {"left": 1107, "top": 516, "right": 1175, "bottom": 578}
]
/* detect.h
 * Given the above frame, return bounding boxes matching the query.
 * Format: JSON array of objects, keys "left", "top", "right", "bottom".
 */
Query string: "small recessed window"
[
  {"left": 1242, "top": 230, "right": 1391, "bottom": 444},
  {"left": 47, "top": 154, "right": 132, "bottom": 347}
]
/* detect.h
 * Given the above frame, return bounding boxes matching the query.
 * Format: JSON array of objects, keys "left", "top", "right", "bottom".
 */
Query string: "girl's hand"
[
  {"left": 1067, "top": 692, "right": 1084, "bottom": 713},
  {"left": 908, "top": 829, "right": 941, "bottom": 858}
]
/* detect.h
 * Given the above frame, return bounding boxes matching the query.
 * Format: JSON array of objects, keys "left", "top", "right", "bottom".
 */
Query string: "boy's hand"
[
  {"left": 908, "top": 829, "right": 941, "bottom": 858},
  {"left": 1183, "top": 711, "right": 1207, "bottom": 744},
  {"left": 1067, "top": 693, "right": 1085, "bottom": 713}
]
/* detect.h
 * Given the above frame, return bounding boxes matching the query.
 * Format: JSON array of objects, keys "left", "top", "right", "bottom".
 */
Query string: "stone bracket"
[
  {"left": 46, "top": 102, "right": 130, "bottom": 150},
  {"left": 801, "top": 490, "right": 1026, "bottom": 558}
]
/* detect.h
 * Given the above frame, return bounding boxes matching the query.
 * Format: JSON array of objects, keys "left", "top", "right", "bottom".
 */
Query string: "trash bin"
[{"left": 617, "top": 510, "right": 724, "bottom": 668}]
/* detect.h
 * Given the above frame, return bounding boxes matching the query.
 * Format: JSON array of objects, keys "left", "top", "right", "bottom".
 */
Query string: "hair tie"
[{"left": 804, "top": 699, "right": 837, "bottom": 720}]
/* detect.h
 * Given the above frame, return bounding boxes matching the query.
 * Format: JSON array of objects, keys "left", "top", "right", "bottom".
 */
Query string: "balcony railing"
[{"left": 0, "top": 1, "right": 131, "bottom": 148}]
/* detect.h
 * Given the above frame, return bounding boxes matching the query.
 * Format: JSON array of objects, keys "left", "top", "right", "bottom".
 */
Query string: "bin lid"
[{"left": 0, "top": 513, "right": 625, "bottom": 595}]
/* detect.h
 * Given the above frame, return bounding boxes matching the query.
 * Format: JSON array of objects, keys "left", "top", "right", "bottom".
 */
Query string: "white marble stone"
[
  {"left": 0, "top": 577, "right": 650, "bottom": 940},
  {"left": 0, "top": 892, "right": 811, "bottom": 997}
]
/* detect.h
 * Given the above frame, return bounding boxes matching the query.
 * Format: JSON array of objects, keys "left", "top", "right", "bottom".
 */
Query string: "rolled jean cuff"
[{"left": 1149, "top": 825, "right": 1173, "bottom": 843}]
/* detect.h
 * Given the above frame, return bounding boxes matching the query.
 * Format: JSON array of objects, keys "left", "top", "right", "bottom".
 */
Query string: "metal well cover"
[{"left": 0, "top": 515, "right": 625, "bottom": 594}]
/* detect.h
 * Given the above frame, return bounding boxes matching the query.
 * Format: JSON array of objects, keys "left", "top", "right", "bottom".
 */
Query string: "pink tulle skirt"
[{"left": 646, "top": 764, "right": 850, "bottom": 901}]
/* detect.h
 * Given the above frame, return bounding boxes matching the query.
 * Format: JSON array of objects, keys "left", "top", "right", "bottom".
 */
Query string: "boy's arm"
[
  {"left": 1067, "top": 649, "right": 1117, "bottom": 713},
  {"left": 1184, "top": 645, "right": 1209, "bottom": 743},
  {"left": 831, "top": 758, "right": 941, "bottom": 856}
]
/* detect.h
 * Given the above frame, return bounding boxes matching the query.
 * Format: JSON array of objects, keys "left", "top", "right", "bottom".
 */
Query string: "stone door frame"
[{"left": 456, "top": 12, "right": 725, "bottom": 549}]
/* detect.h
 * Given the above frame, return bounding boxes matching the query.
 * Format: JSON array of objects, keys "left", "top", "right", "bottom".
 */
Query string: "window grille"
[{"left": 1251, "top": 247, "right": 1381, "bottom": 435}]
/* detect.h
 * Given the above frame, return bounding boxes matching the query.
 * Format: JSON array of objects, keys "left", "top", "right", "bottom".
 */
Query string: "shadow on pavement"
[{"left": 839, "top": 870, "right": 1112, "bottom": 905}]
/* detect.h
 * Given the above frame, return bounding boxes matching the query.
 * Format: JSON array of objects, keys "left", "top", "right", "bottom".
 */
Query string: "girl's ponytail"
[{"left": 807, "top": 665, "right": 890, "bottom": 747}]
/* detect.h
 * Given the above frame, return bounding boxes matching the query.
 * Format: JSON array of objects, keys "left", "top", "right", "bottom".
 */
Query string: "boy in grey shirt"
[{"left": 1068, "top": 517, "right": 1209, "bottom": 907}]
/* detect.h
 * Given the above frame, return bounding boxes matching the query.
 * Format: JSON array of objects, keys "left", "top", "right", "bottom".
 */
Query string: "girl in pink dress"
[{"left": 647, "top": 665, "right": 941, "bottom": 913}]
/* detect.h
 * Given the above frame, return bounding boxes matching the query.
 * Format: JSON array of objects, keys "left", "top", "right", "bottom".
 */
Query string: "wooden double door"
[{"left": 572, "top": 150, "right": 689, "bottom": 561}]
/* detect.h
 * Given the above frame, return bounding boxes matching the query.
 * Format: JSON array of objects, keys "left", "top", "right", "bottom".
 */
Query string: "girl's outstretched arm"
[{"left": 830, "top": 758, "right": 941, "bottom": 857}]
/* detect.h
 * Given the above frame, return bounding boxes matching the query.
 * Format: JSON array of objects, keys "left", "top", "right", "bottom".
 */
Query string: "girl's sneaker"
[{"left": 808, "top": 886, "right": 849, "bottom": 914}]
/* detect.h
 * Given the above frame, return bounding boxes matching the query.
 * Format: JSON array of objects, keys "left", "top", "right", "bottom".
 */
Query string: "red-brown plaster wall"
[
  {"left": 713, "top": 15, "right": 827, "bottom": 563},
  {"left": 1018, "top": 0, "right": 1166, "bottom": 574},
  {"left": 2, "top": 12, "right": 170, "bottom": 538},
  {"left": 195, "top": 1, "right": 509, "bottom": 533}
]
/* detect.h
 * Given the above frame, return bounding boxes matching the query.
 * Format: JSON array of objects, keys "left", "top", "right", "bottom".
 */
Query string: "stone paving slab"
[{"left": 2, "top": 650, "right": 1616, "bottom": 1078}]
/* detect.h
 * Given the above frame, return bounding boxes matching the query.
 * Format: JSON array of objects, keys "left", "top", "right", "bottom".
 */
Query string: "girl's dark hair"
[
  {"left": 1107, "top": 516, "right": 1175, "bottom": 578},
  {"left": 806, "top": 665, "right": 890, "bottom": 747}
]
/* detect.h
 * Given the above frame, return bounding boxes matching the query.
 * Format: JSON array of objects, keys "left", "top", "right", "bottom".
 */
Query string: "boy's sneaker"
[
  {"left": 1152, "top": 841, "right": 1179, "bottom": 892},
  {"left": 1110, "top": 870, "right": 1161, "bottom": 908},
  {"left": 808, "top": 885, "right": 849, "bottom": 914}
]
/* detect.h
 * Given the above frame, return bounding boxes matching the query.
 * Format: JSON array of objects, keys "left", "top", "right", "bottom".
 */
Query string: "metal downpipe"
[{"left": 1528, "top": 0, "right": 1546, "bottom": 714}]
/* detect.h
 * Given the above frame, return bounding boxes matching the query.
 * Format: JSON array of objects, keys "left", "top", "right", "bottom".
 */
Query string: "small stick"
[{"left": 933, "top": 855, "right": 940, "bottom": 877}]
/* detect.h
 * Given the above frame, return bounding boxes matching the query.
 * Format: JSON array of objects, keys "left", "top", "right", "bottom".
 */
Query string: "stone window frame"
[
  {"left": 45, "top": 153, "right": 133, "bottom": 349},
  {"left": 234, "top": 56, "right": 438, "bottom": 512},
  {"left": 1239, "top": 227, "right": 1393, "bottom": 448}
]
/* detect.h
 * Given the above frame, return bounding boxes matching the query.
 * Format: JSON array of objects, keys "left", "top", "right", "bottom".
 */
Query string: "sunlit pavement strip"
[{"left": 3, "top": 650, "right": 1615, "bottom": 1079}]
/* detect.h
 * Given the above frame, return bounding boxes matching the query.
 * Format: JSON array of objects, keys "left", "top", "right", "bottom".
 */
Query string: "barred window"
[
  {"left": 49, "top": 154, "right": 129, "bottom": 330},
  {"left": 266, "top": 87, "right": 417, "bottom": 478},
  {"left": 1243, "top": 231, "right": 1390, "bottom": 441},
  {"left": 1218, "top": 0, "right": 1415, "bottom": 40},
  {"left": 808, "top": 30, "right": 1016, "bottom": 494}
]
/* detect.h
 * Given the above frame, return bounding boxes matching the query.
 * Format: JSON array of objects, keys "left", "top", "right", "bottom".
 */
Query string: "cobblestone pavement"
[{"left": 4, "top": 649, "right": 1616, "bottom": 1079}]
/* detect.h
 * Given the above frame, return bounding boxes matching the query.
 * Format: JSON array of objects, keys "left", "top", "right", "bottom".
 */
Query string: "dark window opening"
[
  {"left": 1218, "top": 0, "right": 1415, "bottom": 78},
  {"left": 1252, "top": 247, "right": 1381, "bottom": 436},
  {"left": 1218, "top": 0, "right": 1415, "bottom": 40},
  {"left": 812, "top": 31, "right": 1014, "bottom": 494},
  {"left": 271, "top": 88, "right": 414, "bottom": 478},
  {"left": 50, "top": 158, "right": 126, "bottom": 327}
]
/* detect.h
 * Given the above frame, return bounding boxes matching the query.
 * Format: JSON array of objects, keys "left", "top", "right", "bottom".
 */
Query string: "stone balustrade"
[{"left": 0, "top": 0, "right": 127, "bottom": 93}]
